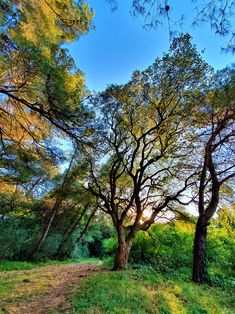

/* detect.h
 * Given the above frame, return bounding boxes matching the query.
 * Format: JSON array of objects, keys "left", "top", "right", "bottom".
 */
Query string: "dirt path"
[{"left": 0, "top": 262, "right": 104, "bottom": 314}]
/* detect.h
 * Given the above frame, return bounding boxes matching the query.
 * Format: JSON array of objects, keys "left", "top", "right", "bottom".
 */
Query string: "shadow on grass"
[{"left": 71, "top": 269, "right": 234, "bottom": 314}]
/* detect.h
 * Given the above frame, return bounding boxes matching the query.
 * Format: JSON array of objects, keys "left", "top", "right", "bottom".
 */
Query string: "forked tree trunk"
[
  {"left": 113, "top": 227, "right": 134, "bottom": 270},
  {"left": 193, "top": 215, "right": 210, "bottom": 283}
]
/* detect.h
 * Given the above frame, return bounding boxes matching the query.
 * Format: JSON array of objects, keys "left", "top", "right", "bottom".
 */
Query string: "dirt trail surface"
[{"left": 0, "top": 262, "right": 104, "bottom": 314}]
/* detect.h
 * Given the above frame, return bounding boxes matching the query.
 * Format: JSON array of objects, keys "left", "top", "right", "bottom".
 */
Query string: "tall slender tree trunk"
[
  {"left": 57, "top": 207, "right": 97, "bottom": 259},
  {"left": 55, "top": 206, "right": 87, "bottom": 258},
  {"left": 30, "top": 153, "right": 76, "bottom": 259},
  {"left": 192, "top": 215, "right": 210, "bottom": 283},
  {"left": 113, "top": 226, "right": 133, "bottom": 270},
  {"left": 30, "top": 199, "right": 61, "bottom": 259}
]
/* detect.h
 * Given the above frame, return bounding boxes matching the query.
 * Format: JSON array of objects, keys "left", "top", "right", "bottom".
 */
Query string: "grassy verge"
[
  {"left": 0, "top": 258, "right": 99, "bottom": 272},
  {"left": 71, "top": 267, "right": 235, "bottom": 314},
  {"left": 0, "top": 258, "right": 101, "bottom": 313}
]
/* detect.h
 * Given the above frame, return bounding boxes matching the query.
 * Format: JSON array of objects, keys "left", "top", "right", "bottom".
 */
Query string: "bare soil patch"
[{"left": 0, "top": 262, "right": 104, "bottom": 314}]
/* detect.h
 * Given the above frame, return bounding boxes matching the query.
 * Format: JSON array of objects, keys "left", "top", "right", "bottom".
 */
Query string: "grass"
[
  {"left": 0, "top": 257, "right": 99, "bottom": 272},
  {"left": 0, "top": 261, "right": 37, "bottom": 272},
  {"left": 71, "top": 267, "right": 235, "bottom": 314},
  {"left": 0, "top": 260, "right": 234, "bottom": 314},
  {"left": 0, "top": 257, "right": 100, "bottom": 313}
]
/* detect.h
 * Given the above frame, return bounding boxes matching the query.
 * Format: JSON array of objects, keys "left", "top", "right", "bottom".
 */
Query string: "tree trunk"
[
  {"left": 30, "top": 204, "right": 60, "bottom": 259},
  {"left": 55, "top": 206, "right": 87, "bottom": 258},
  {"left": 113, "top": 240, "right": 132, "bottom": 270},
  {"left": 56, "top": 208, "right": 97, "bottom": 259},
  {"left": 30, "top": 154, "right": 75, "bottom": 259},
  {"left": 192, "top": 215, "right": 210, "bottom": 283},
  {"left": 113, "top": 227, "right": 133, "bottom": 270}
]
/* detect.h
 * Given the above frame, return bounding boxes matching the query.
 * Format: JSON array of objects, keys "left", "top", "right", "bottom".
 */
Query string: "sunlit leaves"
[
  {"left": 10, "top": 0, "right": 93, "bottom": 47},
  {"left": 89, "top": 35, "right": 211, "bottom": 231},
  {"left": 0, "top": 0, "right": 94, "bottom": 144},
  {"left": 0, "top": 1, "right": 95, "bottom": 219}
]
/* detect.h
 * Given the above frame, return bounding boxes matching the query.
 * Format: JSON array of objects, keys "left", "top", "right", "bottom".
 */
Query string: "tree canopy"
[{"left": 0, "top": 0, "right": 94, "bottom": 145}]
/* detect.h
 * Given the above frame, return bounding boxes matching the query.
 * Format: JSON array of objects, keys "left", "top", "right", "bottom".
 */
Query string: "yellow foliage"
[
  {"left": 0, "top": 181, "right": 16, "bottom": 194},
  {"left": 10, "top": 0, "right": 93, "bottom": 50},
  {"left": 65, "top": 72, "right": 84, "bottom": 94}
]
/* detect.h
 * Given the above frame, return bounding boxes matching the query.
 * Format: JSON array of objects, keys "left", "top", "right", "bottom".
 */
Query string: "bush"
[
  {"left": 129, "top": 222, "right": 194, "bottom": 272},
  {"left": 102, "top": 219, "right": 234, "bottom": 280},
  {"left": 0, "top": 217, "right": 40, "bottom": 260}
]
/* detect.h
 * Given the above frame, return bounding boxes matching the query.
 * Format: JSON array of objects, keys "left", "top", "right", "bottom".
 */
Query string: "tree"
[
  {"left": 0, "top": 1, "right": 97, "bottom": 261},
  {"left": 88, "top": 35, "right": 210, "bottom": 270},
  {"left": 0, "top": 0, "right": 94, "bottom": 145},
  {"left": 192, "top": 66, "right": 235, "bottom": 283},
  {"left": 30, "top": 151, "right": 93, "bottom": 258},
  {"left": 55, "top": 201, "right": 98, "bottom": 259},
  {"left": 0, "top": 136, "right": 60, "bottom": 218}
]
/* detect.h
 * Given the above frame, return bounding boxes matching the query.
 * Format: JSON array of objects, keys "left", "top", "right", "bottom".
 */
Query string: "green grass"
[
  {"left": 0, "top": 258, "right": 100, "bottom": 272},
  {"left": 0, "top": 260, "right": 234, "bottom": 313},
  {"left": 0, "top": 261, "right": 36, "bottom": 272},
  {"left": 0, "top": 258, "right": 101, "bottom": 313},
  {"left": 71, "top": 268, "right": 235, "bottom": 314}
]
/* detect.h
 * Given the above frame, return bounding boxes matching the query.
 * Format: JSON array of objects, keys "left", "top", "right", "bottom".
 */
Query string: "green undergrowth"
[
  {"left": 0, "top": 258, "right": 100, "bottom": 272},
  {"left": 71, "top": 267, "right": 235, "bottom": 314}
]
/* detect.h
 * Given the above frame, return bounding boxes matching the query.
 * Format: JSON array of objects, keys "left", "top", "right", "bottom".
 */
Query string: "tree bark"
[
  {"left": 113, "top": 227, "right": 133, "bottom": 270},
  {"left": 192, "top": 215, "right": 210, "bottom": 283}
]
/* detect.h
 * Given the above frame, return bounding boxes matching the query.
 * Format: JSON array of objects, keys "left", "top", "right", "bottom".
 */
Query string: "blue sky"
[{"left": 69, "top": 0, "right": 234, "bottom": 92}]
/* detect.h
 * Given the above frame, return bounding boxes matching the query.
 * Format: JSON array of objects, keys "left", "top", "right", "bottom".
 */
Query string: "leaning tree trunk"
[
  {"left": 55, "top": 207, "right": 87, "bottom": 259},
  {"left": 30, "top": 201, "right": 61, "bottom": 259},
  {"left": 30, "top": 154, "right": 75, "bottom": 260},
  {"left": 56, "top": 208, "right": 97, "bottom": 259},
  {"left": 113, "top": 227, "right": 134, "bottom": 270},
  {"left": 193, "top": 215, "right": 210, "bottom": 283}
]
